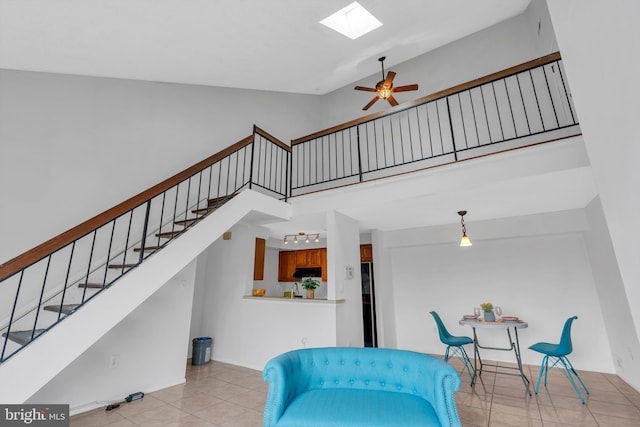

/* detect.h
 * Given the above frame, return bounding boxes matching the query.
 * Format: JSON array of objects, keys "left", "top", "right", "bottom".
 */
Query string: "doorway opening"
[{"left": 361, "top": 262, "right": 378, "bottom": 347}]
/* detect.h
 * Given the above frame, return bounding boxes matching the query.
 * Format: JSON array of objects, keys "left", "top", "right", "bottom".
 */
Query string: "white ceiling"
[{"left": 0, "top": 0, "right": 530, "bottom": 94}]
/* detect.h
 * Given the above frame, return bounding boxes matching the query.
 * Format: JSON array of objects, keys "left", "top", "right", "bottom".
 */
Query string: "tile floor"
[{"left": 70, "top": 356, "right": 640, "bottom": 426}]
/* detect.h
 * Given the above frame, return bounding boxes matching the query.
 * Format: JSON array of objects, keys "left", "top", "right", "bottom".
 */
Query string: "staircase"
[
  {"left": 0, "top": 52, "right": 581, "bottom": 404},
  {"left": 1, "top": 194, "right": 235, "bottom": 355}
]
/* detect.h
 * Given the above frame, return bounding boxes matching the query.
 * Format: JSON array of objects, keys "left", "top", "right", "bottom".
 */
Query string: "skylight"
[{"left": 320, "top": 2, "right": 383, "bottom": 40}]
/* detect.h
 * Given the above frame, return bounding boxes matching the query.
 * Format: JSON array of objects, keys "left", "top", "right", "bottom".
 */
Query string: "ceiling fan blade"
[
  {"left": 387, "top": 95, "right": 399, "bottom": 107},
  {"left": 383, "top": 71, "right": 396, "bottom": 88},
  {"left": 392, "top": 84, "right": 419, "bottom": 93},
  {"left": 362, "top": 96, "right": 380, "bottom": 111},
  {"left": 354, "top": 86, "right": 378, "bottom": 92}
]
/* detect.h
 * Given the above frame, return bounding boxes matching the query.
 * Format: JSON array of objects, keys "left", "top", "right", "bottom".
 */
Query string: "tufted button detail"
[
  {"left": 334, "top": 379, "right": 340, "bottom": 385},
  {"left": 387, "top": 363, "right": 393, "bottom": 369},
  {"left": 403, "top": 367, "right": 409, "bottom": 373},
  {"left": 340, "top": 359, "right": 345, "bottom": 365},
  {"left": 320, "top": 380, "right": 324, "bottom": 386},
  {"left": 364, "top": 380, "right": 370, "bottom": 386},
  {"left": 349, "top": 379, "right": 355, "bottom": 385},
  {"left": 355, "top": 360, "right": 361, "bottom": 366},
  {"left": 396, "top": 384, "right": 403, "bottom": 391},
  {"left": 411, "top": 387, "right": 418, "bottom": 394},
  {"left": 380, "top": 381, "right": 386, "bottom": 387},
  {"left": 325, "top": 359, "right": 330, "bottom": 365}
]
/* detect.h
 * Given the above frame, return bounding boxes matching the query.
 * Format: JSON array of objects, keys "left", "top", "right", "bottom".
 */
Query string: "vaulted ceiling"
[{"left": 0, "top": 0, "right": 530, "bottom": 94}]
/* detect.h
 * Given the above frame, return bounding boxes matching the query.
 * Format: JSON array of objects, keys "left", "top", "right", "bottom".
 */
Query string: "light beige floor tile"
[
  {"left": 70, "top": 408, "right": 135, "bottom": 426},
  {"left": 72, "top": 357, "right": 640, "bottom": 427}
]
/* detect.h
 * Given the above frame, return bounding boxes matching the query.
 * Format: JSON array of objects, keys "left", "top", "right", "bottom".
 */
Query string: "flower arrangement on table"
[
  {"left": 480, "top": 302, "right": 496, "bottom": 321},
  {"left": 480, "top": 302, "right": 494, "bottom": 313}
]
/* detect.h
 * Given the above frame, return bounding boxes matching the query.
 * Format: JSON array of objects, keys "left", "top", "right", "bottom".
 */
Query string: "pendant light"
[{"left": 458, "top": 210, "right": 472, "bottom": 247}]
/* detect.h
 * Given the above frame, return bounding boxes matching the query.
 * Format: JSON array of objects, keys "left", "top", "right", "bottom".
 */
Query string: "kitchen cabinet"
[
  {"left": 297, "top": 248, "right": 322, "bottom": 267},
  {"left": 278, "top": 251, "right": 297, "bottom": 282},
  {"left": 279, "top": 248, "right": 327, "bottom": 282},
  {"left": 360, "top": 244, "right": 373, "bottom": 263},
  {"left": 254, "top": 238, "right": 266, "bottom": 280}
]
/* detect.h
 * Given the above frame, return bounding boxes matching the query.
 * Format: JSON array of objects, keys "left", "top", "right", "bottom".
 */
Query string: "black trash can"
[{"left": 192, "top": 337, "right": 212, "bottom": 365}]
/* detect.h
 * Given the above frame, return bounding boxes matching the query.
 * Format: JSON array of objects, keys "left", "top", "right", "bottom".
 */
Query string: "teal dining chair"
[
  {"left": 529, "top": 315, "right": 589, "bottom": 403},
  {"left": 430, "top": 311, "right": 474, "bottom": 381}
]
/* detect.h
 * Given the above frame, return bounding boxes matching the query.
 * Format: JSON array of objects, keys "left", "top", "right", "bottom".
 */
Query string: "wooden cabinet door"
[
  {"left": 306, "top": 249, "right": 322, "bottom": 267},
  {"left": 360, "top": 244, "right": 373, "bottom": 262},
  {"left": 278, "top": 251, "right": 297, "bottom": 282},
  {"left": 320, "top": 248, "right": 327, "bottom": 281},
  {"left": 253, "top": 238, "right": 266, "bottom": 280}
]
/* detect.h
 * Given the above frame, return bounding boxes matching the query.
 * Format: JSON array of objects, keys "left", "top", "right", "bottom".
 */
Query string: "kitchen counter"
[{"left": 243, "top": 296, "right": 345, "bottom": 304}]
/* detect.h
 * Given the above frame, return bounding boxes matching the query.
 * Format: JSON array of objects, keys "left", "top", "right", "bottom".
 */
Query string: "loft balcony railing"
[
  {"left": 290, "top": 52, "right": 580, "bottom": 196},
  {"left": 0, "top": 52, "right": 579, "bottom": 364},
  {"left": 0, "top": 126, "right": 289, "bottom": 362}
]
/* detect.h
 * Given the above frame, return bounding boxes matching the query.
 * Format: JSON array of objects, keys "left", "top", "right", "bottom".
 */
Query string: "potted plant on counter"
[{"left": 300, "top": 278, "right": 320, "bottom": 299}]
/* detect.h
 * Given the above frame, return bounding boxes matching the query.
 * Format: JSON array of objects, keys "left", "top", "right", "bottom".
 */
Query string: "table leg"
[{"left": 512, "top": 327, "right": 531, "bottom": 396}]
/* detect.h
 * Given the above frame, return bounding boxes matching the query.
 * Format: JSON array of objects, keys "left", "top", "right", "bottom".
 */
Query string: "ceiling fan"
[{"left": 354, "top": 56, "right": 419, "bottom": 111}]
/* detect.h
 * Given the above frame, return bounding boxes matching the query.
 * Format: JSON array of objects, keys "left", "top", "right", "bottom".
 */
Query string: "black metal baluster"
[
  {"left": 491, "top": 82, "right": 506, "bottom": 141},
  {"left": 529, "top": 70, "right": 545, "bottom": 131},
  {"left": 157, "top": 193, "right": 166, "bottom": 248},
  {"left": 515, "top": 73, "right": 532, "bottom": 135},
  {"left": 436, "top": 99, "right": 445, "bottom": 155},
  {"left": 542, "top": 65, "right": 560, "bottom": 129},
  {"left": 356, "top": 126, "right": 363, "bottom": 182},
  {"left": 121, "top": 211, "right": 134, "bottom": 275},
  {"left": 456, "top": 93, "right": 469, "bottom": 150},
  {"left": 184, "top": 177, "right": 192, "bottom": 223},
  {"left": 469, "top": 89, "right": 481, "bottom": 146},
  {"left": 504, "top": 78, "right": 518, "bottom": 137},
  {"left": 557, "top": 61, "right": 576, "bottom": 124},
  {"left": 2, "top": 270, "right": 24, "bottom": 361},
  {"left": 138, "top": 201, "right": 151, "bottom": 263},
  {"left": 446, "top": 97, "right": 458, "bottom": 161},
  {"left": 82, "top": 231, "right": 98, "bottom": 302},
  {"left": 426, "top": 102, "right": 435, "bottom": 157},
  {"left": 480, "top": 85, "right": 493, "bottom": 144},
  {"left": 380, "top": 120, "right": 388, "bottom": 168},
  {"left": 249, "top": 132, "right": 255, "bottom": 190},
  {"left": 415, "top": 107, "right": 424, "bottom": 160},
  {"left": 389, "top": 117, "right": 397, "bottom": 166},
  {"left": 103, "top": 221, "right": 115, "bottom": 287},
  {"left": 31, "top": 255, "right": 52, "bottom": 337},
  {"left": 58, "top": 241, "right": 76, "bottom": 320}
]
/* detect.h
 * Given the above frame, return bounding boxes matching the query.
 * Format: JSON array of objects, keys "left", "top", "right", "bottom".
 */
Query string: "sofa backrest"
[{"left": 278, "top": 347, "right": 458, "bottom": 401}]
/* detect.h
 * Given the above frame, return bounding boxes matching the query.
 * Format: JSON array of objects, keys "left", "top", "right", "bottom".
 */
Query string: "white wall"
[
  {"left": 546, "top": 1, "right": 640, "bottom": 382},
  {"left": 189, "top": 222, "right": 337, "bottom": 370},
  {"left": 28, "top": 261, "right": 197, "bottom": 415},
  {"left": 385, "top": 210, "right": 614, "bottom": 372},
  {"left": 327, "top": 211, "right": 363, "bottom": 347},
  {"left": 0, "top": 70, "right": 320, "bottom": 265},
  {"left": 318, "top": 0, "right": 553, "bottom": 128},
  {"left": 583, "top": 196, "right": 640, "bottom": 388}
]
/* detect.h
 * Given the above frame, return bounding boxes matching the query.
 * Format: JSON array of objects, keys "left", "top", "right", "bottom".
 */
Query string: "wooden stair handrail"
[
  {"left": 292, "top": 52, "right": 562, "bottom": 145},
  {"left": 0, "top": 135, "right": 254, "bottom": 281}
]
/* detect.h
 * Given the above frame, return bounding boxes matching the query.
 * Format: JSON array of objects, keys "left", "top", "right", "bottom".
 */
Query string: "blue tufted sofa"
[{"left": 262, "top": 347, "right": 461, "bottom": 427}]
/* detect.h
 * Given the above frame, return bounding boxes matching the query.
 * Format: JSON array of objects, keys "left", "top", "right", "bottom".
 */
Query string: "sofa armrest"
[
  {"left": 262, "top": 351, "right": 305, "bottom": 427},
  {"left": 421, "top": 356, "right": 462, "bottom": 427}
]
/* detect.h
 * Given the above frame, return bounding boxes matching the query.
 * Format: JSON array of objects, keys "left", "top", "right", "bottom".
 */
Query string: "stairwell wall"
[
  {"left": 26, "top": 261, "right": 197, "bottom": 414},
  {"left": 0, "top": 70, "right": 320, "bottom": 267}
]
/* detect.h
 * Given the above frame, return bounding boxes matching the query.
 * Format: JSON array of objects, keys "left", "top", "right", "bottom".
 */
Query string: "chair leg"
[
  {"left": 459, "top": 346, "right": 475, "bottom": 382},
  {"left": 443, "top": 346, "right": 451, "bottom": 362},
  {"left": 535, "top": 355, "right": 548, "bottom": 395},
  {"left": 559, "top": 356, "right": 589, "bottom": 404}
]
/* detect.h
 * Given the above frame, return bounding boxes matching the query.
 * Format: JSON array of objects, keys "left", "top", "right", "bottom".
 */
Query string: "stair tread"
[
  {"left": 133, "top": 246, "right": 161, "bottom": 253},
  {"left": 108, "top": 263, "right": 137, "bottom": 269},
  {"left": 43, "top": 304, "right": 79, "bottom": 315},
  {"left": 156, "top": 230, "right": 184, "bottom": 239},
  {"left": 2, "top": 329, "right": 45, "bottom": 345},
  {"left": 174, "top": 218, "right": 198, "bottom": 226},
  {"left": 78, "top": 282, "right": 103, "bottom": 288}
]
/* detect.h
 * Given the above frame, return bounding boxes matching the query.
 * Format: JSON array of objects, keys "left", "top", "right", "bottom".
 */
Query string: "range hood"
[{"left": 292, "top": 267, "right": 322, "bottom": 278}]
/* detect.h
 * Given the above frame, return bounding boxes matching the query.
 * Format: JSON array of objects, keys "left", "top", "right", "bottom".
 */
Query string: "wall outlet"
[
  {"left": 108, "top": 354, "right": 120, "bottom": 369},
  {"left": 345, "top": 265, "right": 354, "bottom": 280}
]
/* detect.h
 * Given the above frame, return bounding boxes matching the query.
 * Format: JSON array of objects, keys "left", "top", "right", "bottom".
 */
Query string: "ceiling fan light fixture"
[{"left": 320, "top": 1, "right": 382, "bottom": 40}]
